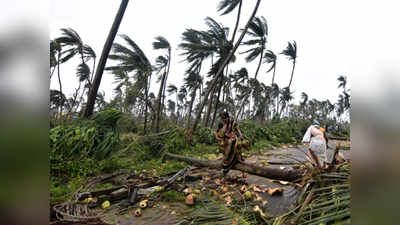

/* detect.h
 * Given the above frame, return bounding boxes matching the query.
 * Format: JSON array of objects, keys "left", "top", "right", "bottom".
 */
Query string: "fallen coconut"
[
  {"left": 139, "top": 200, "right": 148, "bottom": 209},
  {"left": 244, "top": 191, "right": 252, "bottom": 200},
  {"left": 135, "top": 208, "right": 142, "bottom": 217},
  {"left": 185, "top": 194, "right": 195, "bottom": 205},
  {"left": 101, "top": 200, "right": 110, "bottom": 209}
]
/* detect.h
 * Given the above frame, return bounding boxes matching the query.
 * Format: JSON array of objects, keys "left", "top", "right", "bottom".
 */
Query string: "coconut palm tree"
[
  {"left": 190, "top": 0, "right": 262, "bottom": 137},
  {"left": 106, "top": 34, "right": 152, "bottom": 133},
  {"left": 217, "top": 0, "right": 243, "bottom": 42},
  {"left": 84, "top": 0, "right": 130, "bottom": 118},
  {"left": 152, "top": 36, "right": 171, "bottom": 132},
  {"left": 179, "top": 17, "right": 232, "bottom": 127},
  {"left": 271, "top": 83, "right": 280, "bottom": 116},
  {"left": 241, "top": 16, "right": 268, "bottom": 80},
  {"left": 281, "top": 40, "right": 297, "bottom": 88},
  {"left": 55, "top": 28, "right": 97, "bottom": 113},
  {"left": 50, "top": 40, "right": 63, "bottom": 114},
  {"left": 337, "top": 75, "right": 347, "bottom": 90},
  {"left": 263, "top": 50, "right": 277, "bottom": 85},
  {"left": 177, "top": 86, "right": 187, "bottom": 124},
  {"left": 300, "top": 92, "right": 308, "bottom": 106},
  {"left": 184, "top": 72, "right": 203, "bottom": 129},
  {"left": 167, "top": 84, "right": 178, "bottom": 113},
  {"left": 279, "top": 86, "right": 294, "bottom": 116}
]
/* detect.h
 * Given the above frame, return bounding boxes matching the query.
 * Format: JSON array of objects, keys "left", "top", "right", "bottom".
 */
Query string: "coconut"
[
  {"left": 244, "top": 191, "right": 252, "bottom": 200},
  {"left": 135, "top": 208, "right": 142, "bottom": 217},
  {"left": 185, "top": 194, "right": 195, "bottom": 205},
  {"left": 139, "top": 200, "right": 148, "bottom": 208},
  {"left": 101, "top": 200, "right": 110, "bottom": 209}
]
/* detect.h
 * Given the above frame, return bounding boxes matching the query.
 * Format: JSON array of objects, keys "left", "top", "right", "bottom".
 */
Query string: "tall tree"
[
  {"left": 190, "top": 0, "right": 263, "bottom": 138},
  {"left": 263, "top": 50, "right": 277, "bottom": 85},
  {"left": 152, "top": 36, "right": 171, "bottom": 132},
  {"left": 241, "top": 16, "right": 268, "bottom": 80},
  {"left": 106, "top": 34, "right": 152, "bottom": 134},
  {"left": 84, "top": 0, "right": 130, "bottom": 118},
  {"left": 281, "top": 41, "right": 297, "bottom": 88},
  {"left": 184, "top": 71, "right": 203, "bottom": 129},
  {"left": 217, "top": 0, "right": 243, "bottom": 43}
]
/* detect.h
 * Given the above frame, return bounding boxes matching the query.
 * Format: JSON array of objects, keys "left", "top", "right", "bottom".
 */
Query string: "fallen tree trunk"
[{"left": 162, "top": 153, "right": 303, "bottom": 182}]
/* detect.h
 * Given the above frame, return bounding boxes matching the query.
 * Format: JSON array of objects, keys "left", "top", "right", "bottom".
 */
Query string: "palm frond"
[
  {"left": 217, "top": 0, "right": 241, "bottom": 15},
  {"left": 152, "top": 36, "right": 171, "bottom": 50},
  {"left": 76, "top": 63, "right": 91, "bottom": 82}
]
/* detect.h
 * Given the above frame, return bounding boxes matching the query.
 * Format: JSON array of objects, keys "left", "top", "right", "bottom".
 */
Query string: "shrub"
[{"left": 50, "top": 109, "right": 123, "bottom": 177}]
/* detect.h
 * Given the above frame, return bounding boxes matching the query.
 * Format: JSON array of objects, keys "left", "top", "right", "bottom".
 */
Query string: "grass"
[{"left": 161, "top": 190, "right": 186, "bottom": 202}]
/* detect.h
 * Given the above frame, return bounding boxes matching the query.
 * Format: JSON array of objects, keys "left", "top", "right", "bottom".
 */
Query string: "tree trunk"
[
  {"left": 163, "top": 153, "right": 303, "bottom": 182},
  {"left": 84, "top": 0, "right": 130, "bottom": 118},
  {"left": 254, "top": 44, "right": 264, "bottom": 80},
  {"left": 185, "top": 90, "right": 196, "bottom": 130},
  {"left": 203, "top": 85, "right": 215, "bottom": 127},
  {"left": 154, "top": 70, "right": 166, "bottom": 132},
  {"left": 161, "top": 48, "right": 171, "bottom": 116},
  {"left": 143, "top": 73, "right": 151, "bottom": 134},
  {"left": 210, "top": 75, "right": 224, "bottom": 128},
  {"left": 230, "top": 0, "right": 243, "bottom": 43},
  {"left": 57, "top": 52, "right": 63, "bottom": 117},
  {"left": 189, "top": 0, "right": 262, "bottom": 138},
  {"left": 288, "top": 60, "right": 296, "bottom": 88},
  {"left": 271, "top": 62, "right": 276, "bottom": 85}
]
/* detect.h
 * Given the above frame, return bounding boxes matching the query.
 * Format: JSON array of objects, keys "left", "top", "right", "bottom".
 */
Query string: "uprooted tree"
[{"left": 162, "top": 145, "right": 345, "bottom": 182}]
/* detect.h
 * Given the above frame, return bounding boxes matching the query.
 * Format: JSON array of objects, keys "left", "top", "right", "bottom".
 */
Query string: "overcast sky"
[{"left": 50, "top": 0, "right": 400, "bottom": 106}]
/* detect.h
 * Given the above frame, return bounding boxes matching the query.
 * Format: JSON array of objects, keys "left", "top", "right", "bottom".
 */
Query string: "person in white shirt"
[{"left": 302, "top": 120, "right": 329, "bottom": 168}]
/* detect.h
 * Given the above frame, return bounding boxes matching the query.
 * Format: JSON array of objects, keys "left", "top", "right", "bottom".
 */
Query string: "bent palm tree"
[
  {"left": 217, "top": 0, "right": 243, "bottom": 43},
  {"left": 152, "top": 36, "right": 171, "bottom": 132},
  {"left": 84, "top": 0, "right": 130, "bottom": 118},
  {"left": 190, "top": 0, "right": 262, "bottom": 137},
  {"left": 106, "top": 34, "right": 152, "bottom": 133},
  {"left": 263, "top": 49, "right": 277, "bottom": 85},
  {"left": 281, "top": 40, "right": 297, "bottom": 88},
  {"left": 241, "top": 16, "right": 268, "bottom": 80}
]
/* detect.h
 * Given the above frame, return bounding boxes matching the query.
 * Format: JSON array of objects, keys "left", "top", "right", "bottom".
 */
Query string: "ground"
[{"left": 52, "top": 140, "right": 350, "bottom": 225}]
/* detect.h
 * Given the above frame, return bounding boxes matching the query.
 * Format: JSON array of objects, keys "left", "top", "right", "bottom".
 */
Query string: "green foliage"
[
  {"left": 165, "top": 128, "right": 188, "bottom": 153},
  {"left": 239, "top": 120, "right": 269, "bottom": 144},
  {"left": 50, "top": 109, "right": 123, "bottom": 177},
  {"left": 117, "top": 113, "right": 137, "bottom": 133},
  {"left": 195, "top": 125, "right": 217, "bottom": 145},
  {"left": 161, "top": 190, "right": 186, "bottom": 202}
]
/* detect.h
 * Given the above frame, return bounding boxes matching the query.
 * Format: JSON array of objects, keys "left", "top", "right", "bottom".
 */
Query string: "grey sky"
[{"left": 50, "top": 0, "right": 400, "bottom": 106}]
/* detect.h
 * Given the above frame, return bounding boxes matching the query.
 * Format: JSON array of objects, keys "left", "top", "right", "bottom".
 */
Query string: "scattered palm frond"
[{"left": 273, "top": 163, "right": 351, "bottom": 225}]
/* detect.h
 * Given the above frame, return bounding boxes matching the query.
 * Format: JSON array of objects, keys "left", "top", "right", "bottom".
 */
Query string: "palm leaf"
[{"left": 217, "top": 0, "right": 241, "bottom": 15}]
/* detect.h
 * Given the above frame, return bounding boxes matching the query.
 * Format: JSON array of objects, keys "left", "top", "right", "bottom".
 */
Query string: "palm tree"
[
  {"left": 279, "top": 86, "right": 294, "bottom": 116},
  {"left": 337, "top": 75, "right": 347, "bottom": 90},
  {"left": 263, "top": 50, "right": 277, "bottom": 85},
  {"left": 300, "top": 92, "right": 308, "bottom": 105},
  {"left": 179, "top": 17, "right": 232, "bottom": 127},
  {"left": 84, "top": 0, "right": 130, "bottom": 118},
  {"left": 281, "top": 40, "right": 297, "bottom": 88},
  {"left": 337, "top": 75, "right": 350, "bottom": 113},
  {"left": 177, "top": 86, "right": 187, "bottom": 124},
  {"left": 106, "top": 34, "right": 152, "bottom": 134},
  {"left": 241, "top": 16, "right": 268, "bottom": 80},
  {"left": 271, "top": 83, "right": 280, "bottom": 116},
  {"left": 152, "top": 36, "right": 171, "bottom": 132},
  {"left": 56, "top": 29, "right": 97, "bottom": 114},
  {"left": 190, "top": 0, "right": 262, "bottom": 136},
  {"left": 167, "top": 84, "right": 178, "bottom": 119},
  {"left": 50, "top": 40, "right": 63, "bottom": 115},
  {"left": 184, "top": 72, "right": 203, "bottom": 129},
  {"left": 217, "top": 0, "right": 243, "bottom": 43}
]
